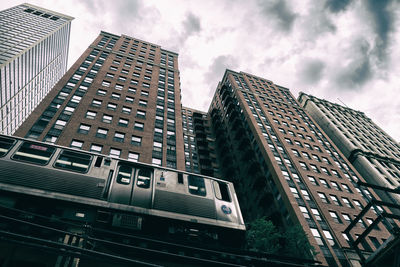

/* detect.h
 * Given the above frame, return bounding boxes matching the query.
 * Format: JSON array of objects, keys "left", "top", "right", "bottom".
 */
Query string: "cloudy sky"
[{"left": 2, "top": 0, "right": 399, "bottom": 141}]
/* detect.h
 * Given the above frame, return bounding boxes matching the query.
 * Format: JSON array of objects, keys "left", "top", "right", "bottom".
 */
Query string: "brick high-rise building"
[
  {"left": 181, "top": 106, "right": 220, "bottom": 177},
  {"left": 298, "top": 93, "right": 400, "bottom": 206},
  {"left": 207, "top": 70, "right": 395, "bottom": 266},
  {"left": 15, "top": 31, "right": 184, "bottom": 170},
  {"left": 0, "top": 3, "right": 73, "bottom": 135}
]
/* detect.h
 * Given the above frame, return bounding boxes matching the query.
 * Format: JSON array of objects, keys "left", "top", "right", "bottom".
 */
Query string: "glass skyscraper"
[{"left": 0, "top": 3, "right": 73, "bottom": 134}]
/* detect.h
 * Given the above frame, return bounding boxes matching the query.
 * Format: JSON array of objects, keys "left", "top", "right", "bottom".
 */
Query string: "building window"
[
  {"left": 131, "top": 135, "right": 142, "bottom": 146},
  {"left": 128, "top": 87, "right": 136, "bottom": 94},
  {"left": 102, "top": 80, "right": 111, "bottom": 87},
  {"left": 319, "top": 178, "right": 330, "bottom": 188},
  {"left": 54, "top": 120, "right": 67, "bottom": 130},
  {"left": 115, "top": 84, "right": 124, "bottom": 90},
  {"left": 136, "top": 110, "right": 146, "bottom": 119},
  {"left": 299, "top": 162, "right": 308, "bottom": 170},
  {"left": 318, "top": 192, "right": 329, "bottom": 203},
  {"left": 122, "top": 106, "right": 131, "bottom": 114},
  {"left": 342, "top": 213, "right": 351, "bottom": 224},
  {"left": 91, "top": 99, "right": 102, "bottom": 107},
  {"left": 331, "top": 181, "right": 341, "bottom": 191},
  {"left": 323, "top": 230, "right": 335, "bottom": 246},
  {"left": 109, "top": 148, "right": 121, "bottom": 158},
  {"left": 125, "top": 96, "right": 134, "bottom": 103},
  {"left": 311, "top": 208, "right": 322, "bottom": 221},
  {"left": 141, "top": 90, "right": 149, "bottom": 96},
  {"left": 134, "top": 122, "right": 144, "bottom": 131},
  {"left": 113, "top": 132, "right": 125, "bottom": 143},
  {"left": 102, "top": 114, "right": 113, "bottom": 123},
  {"left": 85, "top": 110, "right": 97, "bottom": 120},
  {"left": 128, "top": 152, "right": 139, "bottom": 162},
  {"left": 308, "top": 176, "right": 318, "bottom": 186},
  {"left": 118, "top": 118, "right": 129, "bottom": 127},
  {"left": 111, "top": 93, "right": 120, "bottom": 100},
  {"left": 97, "top": 89, "right": 107, "bottom": 96},
  {"left": 330, "top": 195, "right": 341, "bottom": 206},
  {"left": 342, "top": 197, "right": 353, "bottom": 208},
  {"left": 70, "top": 140, "right": 83, "bottom": 149},
  {"left": 139, "top": 99, "right": 147, "bottom": 107},
  {"left": 78, "top": 124, "right": 91, "bottom": 134},
  {"left": 353, "top": 199, "right": 363, "bottom": 210},
  {"left": 153, "top": 141, "right": 162, "bottom": 152},
  {"left": 107, "top": 102, "right": 117, "bottom": 111},
  {"left": 310, "top": 228, "right": 324, "bottom": 246},
  {"left": 291, "top": 149, "right": 300, "bottom": 157},
  {"left": 96, "top": 128, "right": 108, "bottom": 139},
  {"left": 90, "top": 144, "right": 103, "bottom": 153},
  {"left": 310, "top": 164, "right": 320, "bottom": 173},
  {"left": 329, "top": 211, "right": 342, "bottom": 224},
  {"left": 152, "top": 158, "right": 162, "bottom": 166}
]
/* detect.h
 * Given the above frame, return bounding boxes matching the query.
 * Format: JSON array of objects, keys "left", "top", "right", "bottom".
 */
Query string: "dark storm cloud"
[
  {"left": 365, "top": 0, "right": 395, "bottom": 61},
  {"left": 298, "top": 59, "right": 325, "bottom": 84},
  {"left": 258, "top": 0, "right": 297, "bottom": 32},
  {"left": 325, "top": 0, "right": 353, "bottom": 13},
  {"left": 204, "top": 55, "right": 238, "bottom": 96},
  {"left": 325, "top": 0, "right": 396, "bottom": 63},
  {"left": 336, "top": 39, "right": 372, "bottom": 88}
]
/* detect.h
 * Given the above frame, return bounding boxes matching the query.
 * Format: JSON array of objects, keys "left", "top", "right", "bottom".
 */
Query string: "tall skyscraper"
[
  {"left": 298, "top": 93, "right": 400, "bottom": 206},
  {"left": 207, "top": 70, "right": 395, "bottom": 266},
  {"left": 0, "top": 3, "right": 73, "bottom": 135},
  {"left": 15, "top": 31, "right": 185, "bottom": 170}
]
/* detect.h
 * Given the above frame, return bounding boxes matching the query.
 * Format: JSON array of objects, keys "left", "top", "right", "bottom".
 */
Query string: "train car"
[{"left": 0, "top": 134, "right": 245, "bottom": 246}]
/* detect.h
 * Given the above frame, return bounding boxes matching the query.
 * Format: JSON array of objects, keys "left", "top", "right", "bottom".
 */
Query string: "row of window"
[{"left": 70, "top": 139, "right": 139, "bottom": 162}]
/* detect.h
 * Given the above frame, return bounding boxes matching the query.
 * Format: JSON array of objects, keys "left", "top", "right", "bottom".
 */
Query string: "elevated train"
[{"left": 0, "top": 134, "right": 245, "bottom": 246}]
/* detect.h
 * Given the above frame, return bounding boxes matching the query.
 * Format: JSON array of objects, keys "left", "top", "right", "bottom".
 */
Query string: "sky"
[{"left": 2, "top": 0, "right": 399, "bottom": 141}]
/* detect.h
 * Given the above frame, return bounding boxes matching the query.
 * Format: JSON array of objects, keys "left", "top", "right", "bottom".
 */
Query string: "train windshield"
[
  {"left": 12, "top": 141, "right": 55, "bottom": 165},
  {"left": 0, "top": 136, "right": 16, "bottom": 157},
  {"left": 54, "top": 150, "right": 92, "bottom": 173},
  {"left": 188, "top": 175, "right": 206, "bottom": 196},
  {"left": 117, "top": 165, "right": 133, "bottom": 185},
  {"left": 213, "top": 181, "right": 231, "bottom": 202},
  {"left": 137, "top": 168, "right": 152, "bottom": 188}
]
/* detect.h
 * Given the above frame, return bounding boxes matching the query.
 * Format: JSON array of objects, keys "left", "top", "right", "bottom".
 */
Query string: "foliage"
[
  {"left": 246, "top": 217, "right": 316, "bottom": 259},
  {"left": 246, "top": 218, "right": 281, "bottom": 254}
]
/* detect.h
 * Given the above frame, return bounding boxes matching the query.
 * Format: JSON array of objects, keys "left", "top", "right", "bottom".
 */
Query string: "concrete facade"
[
  {"left": 0, "top": 3, "right": 73, "bottom": 134},
  {"left": 298, "top": 93, "right": 400, "bottom": 207}
]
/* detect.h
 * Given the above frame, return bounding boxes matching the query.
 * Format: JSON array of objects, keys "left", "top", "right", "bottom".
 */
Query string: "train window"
[
  {"left": 94, "top": 156, "right": 103, "bottom": 167},
  {"left": 137, "top": 168, "right": 152, "bottom": 188},
  {"left": 54, "top": 150, "right": 92, "bottom": 173},
  {"left": 213, "top": 181, "right": 231, "bottom": 202},
  {"left": 178, "top": 173, "right": 184, "bottom": 184},
  {"left": 12, "top": 141, "right": 55, "bottom": 165},
  {"left": 0, "top": 136, "right": 16, "bottom": 157},
  {"left": 117, "top": 165, "right": 133, "bottom": 185},
  {"left": 188, "top": 175, "right": 206, "bottom": 196}
]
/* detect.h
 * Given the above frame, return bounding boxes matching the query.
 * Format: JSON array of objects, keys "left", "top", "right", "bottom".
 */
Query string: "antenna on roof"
[{"left": 337, "top": 98, "right": 348, "bottom": 108}]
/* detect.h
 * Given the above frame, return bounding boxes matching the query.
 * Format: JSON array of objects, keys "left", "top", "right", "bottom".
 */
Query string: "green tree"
[
  {"left": 246, "top": 217, "right": 281, "bottom": 254},
  {"left": 281, "top": 224, "right": 316, "bottom": 259},
  {"left": 246, "top": 217, "right": 316, "bottom": 259}
]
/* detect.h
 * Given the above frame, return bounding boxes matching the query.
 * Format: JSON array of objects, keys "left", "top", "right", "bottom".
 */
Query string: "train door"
[
  {"left": 130, "top": 167, "right": 153, "bottom": 209},
  {"left": 108, "top": 164, "right": 135, "bottom": 205},
  {"left": 108, "top": 163, "right": 153, "bottom": 209}
]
